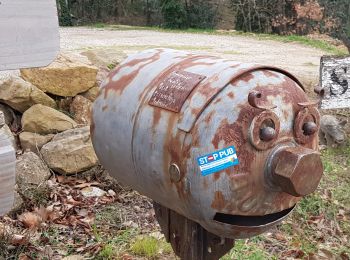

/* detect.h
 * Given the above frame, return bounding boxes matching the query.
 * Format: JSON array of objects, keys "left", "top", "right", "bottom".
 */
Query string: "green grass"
[
  {"left": 95, "top": 228, "right": 139, "bottom": 259},
  {"left": 221, "top": 237, "right": 275, "bottom": 260},
  {"left": 130, "top": 236, "right": 172, "bottom": 259},
  {"left": 250, "top": 33, "right": 347, "bottom": 55},
  {"left": 112, "top": 44, "right": 213, "bottom": 52},
  {"left": 86, "top": 24, "right": 347, "bottom": 55},
  {"left": 96, "top": 230, "right": 172, "bottom": 259}
]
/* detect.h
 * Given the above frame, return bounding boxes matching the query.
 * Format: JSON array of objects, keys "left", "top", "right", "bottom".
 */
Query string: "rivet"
[{"left": 169, "top": 163, "right": 181, "bottom": 182}]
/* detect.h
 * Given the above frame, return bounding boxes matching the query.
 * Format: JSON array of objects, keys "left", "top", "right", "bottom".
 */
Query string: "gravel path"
[
  {"left": 59, "top": 27, "right": 327, "bottom": 90},
  {"left": 1, "top": 27, "right": 328, "bottom": 91}
]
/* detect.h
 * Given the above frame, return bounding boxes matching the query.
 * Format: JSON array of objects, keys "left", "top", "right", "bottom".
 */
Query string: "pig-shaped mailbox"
[{"left": 91, "top": 49, "right": 323, "bottom": 258}]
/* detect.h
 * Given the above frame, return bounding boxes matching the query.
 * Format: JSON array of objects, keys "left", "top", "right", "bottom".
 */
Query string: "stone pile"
[{"left": 0, "top": 50, "right": 124, "bottom": 212}]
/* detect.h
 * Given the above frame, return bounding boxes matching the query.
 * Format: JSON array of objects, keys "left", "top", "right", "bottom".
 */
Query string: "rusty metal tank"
[{"left": 91, "top": 49, "right": 323, "bottom": 239}]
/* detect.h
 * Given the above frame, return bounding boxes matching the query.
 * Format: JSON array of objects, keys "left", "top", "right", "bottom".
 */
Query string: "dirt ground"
[{"left": 59, "top": 27, "right": 326, "bottom": 92}]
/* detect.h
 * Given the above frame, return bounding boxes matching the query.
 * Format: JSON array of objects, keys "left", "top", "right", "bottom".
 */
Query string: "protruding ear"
[{"left": 340, "top": 120, "right": 347, "bottom": 127}]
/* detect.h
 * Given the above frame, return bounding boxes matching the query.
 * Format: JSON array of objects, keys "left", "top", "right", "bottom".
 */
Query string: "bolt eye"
[
  {"left": 302, "top": 122, "right": 317, "bottom": 136},
  {"left": 259, "top": 119, "right": 276, "bottom": 142},
  {"left": 260, "top": 127, "right": 276, "bottom": 141}
]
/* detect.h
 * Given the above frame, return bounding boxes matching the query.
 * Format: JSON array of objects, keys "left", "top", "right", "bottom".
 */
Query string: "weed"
[
  {"left": 20, "top": 185, "right": 51, "bottom": 208},
  {"left": 0, "top": 231, "right": 30, "bottom": 259},
  {"left": 93, "top": 23, "right": 106, "bottom": 28},
  {"left": 252, "top": 34, "right": 347, "bottom": 55},
  {"left": 95, "top": 205, "right": 122, "bottom": 229},
  {"left": 130, "top": 236, "right": 159, "bottom": 258},
  {"left": 98, "top": 244, "right": 116, "bottom": 259},
  {"left": 95, "top": 228, "right": 139, "bottom": 259},
  {"left": 296, "top": 193, "right": 325, "bottom": 219},
  {"left": 107, "top": 63, "right": 118, "bottom": 70},
  {"left": 303, "top": 62, "right": 318, "bottom": 67},
  {"left": 40, "top": 226, "right": 60, "bottom": 245},
  {"left": 221, "top": 238, "right": 275, "bottom": 260},
  {"left": 130, "top": 236, "right": 169, "bottom": 259}
]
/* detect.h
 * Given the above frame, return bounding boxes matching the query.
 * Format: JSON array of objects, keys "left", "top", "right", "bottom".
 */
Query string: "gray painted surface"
[
  {"left": 320, "top": 56, "right": 350, "bottom": 109},
  {"left": 0, "top": 0, "right": 59, "bottom": 71},
  {"left": 0, "top": 114, "right": 15, "bottom": 216}
]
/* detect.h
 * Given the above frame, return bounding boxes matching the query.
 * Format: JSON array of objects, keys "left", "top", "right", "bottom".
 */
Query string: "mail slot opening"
[{"left": 213, "top": 206, "right": 294, "bottom": 226}]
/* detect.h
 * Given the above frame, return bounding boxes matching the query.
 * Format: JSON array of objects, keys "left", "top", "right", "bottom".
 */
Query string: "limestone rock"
[
  {"left": 80, "top": 49, "right": 125, "bottom": 68},
  {"left": 40, "top": 126, "right": 98, "bottom": 174},
  {"left": 22, "top": 104, "right": 77, "bottom": 134},
  {"left": 10, "top": 187, "right": 24, "bottom": 213},
  {"left": 19, "top": 132, "right": 54, "bottom": 153},
  {"left": 16, "top": 152, "right": 51, "bottom": 192},
  {"left": 0, "top": 111, "right": 16, "bottom": 148},
  {"left": 0, "top": 77, "right": 56, "bottom": 112},
  {"left": 0, "top": 103, "right": 16, "bottom": 126},
  {"left": 20, "top": 54, "right": 98, "bottom": 97},
  {"left": 81, "top": 187, "right": 106, "bottom": 198},
  {"left": 82, "top": 86, "right": 100, "bottom": 102},
  {"left": 70, "top": 95, "right": 92, "bottom": 125}
]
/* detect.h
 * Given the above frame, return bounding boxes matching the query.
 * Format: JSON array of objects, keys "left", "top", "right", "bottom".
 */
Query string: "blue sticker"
[{"left": 197, "top": 146, "right": 239, "bottom": 176}]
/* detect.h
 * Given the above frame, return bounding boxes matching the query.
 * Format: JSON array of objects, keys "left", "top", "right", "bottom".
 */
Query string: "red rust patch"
[
  {"left": 103, "top": 50, "right": 163, "bottom": 98},
  {"left": 204, "top": 110, "right": 215, "bottom": 124},
  {"left": 213, "top": 97, "right": 222, "bottom": 104},
  {"left": 202, "top": 178, "right": 209, "bottom": 190},
  {"left": 239, "top": 72, "right": 255, "bottom": 83},
  {"left": 227, "top": 92, "right": 234, "bottom": 99},
  {"left": 213, "top": 172, "right": 221, "bottom": 181},
  {"left": 152, "top": 108, "right": 162, "bottom": 130},
  {"left": 212, "top": 105, "right": 259, "bottom": 174},
  {"left": 211, "top": 191, "right": 226, "bottom": 211},
  {"left": 262, "top": 70, "right": 280, "bottom": 78}
]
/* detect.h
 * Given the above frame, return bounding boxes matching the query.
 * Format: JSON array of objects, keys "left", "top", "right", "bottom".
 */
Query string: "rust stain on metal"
[
  {"left": 248, "top": 90, "right": 277, "bottom": 110},
  {"left": 262, "top": 70, "right": 280, "bottom": 78},
  {"left": 211, "top": 191, "right": 226, "bottom": 211},
  {"left": 213, "top": 97, "right": 222, "bottom": 104},
  {"left": 152, "top": 109, "right": 162, "bottom": 130},
  {"left": 227, "top": 92, "right": 235, "bottom": 99},
  {"left": 212, "top": 105, "right": 259, "bottom": 174},
  {"left": 213, "top": 172, "right": 221, "bottom": 181},
  {"left": 239, "top": 72, "right": 255, "bottom": 83},
  {"left": 104, "top": 50, "right": 163, "bottom": 98},
  {"left": 202, "top": 178, "right": 209, "bottom": 190},
  {"left": 204, "top": 110, "right": 215, "bottom": 124}
]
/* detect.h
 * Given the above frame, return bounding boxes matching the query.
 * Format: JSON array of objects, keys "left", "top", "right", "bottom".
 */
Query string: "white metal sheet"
[
  {"left": 0, "top": 133, "right": 15, "bottom": 216},
  {"left": 320, "top": 56, "right": 350, "bottom": 109},
  {"left": 0, "top": 0, "right": 59, "bottom": 70}
]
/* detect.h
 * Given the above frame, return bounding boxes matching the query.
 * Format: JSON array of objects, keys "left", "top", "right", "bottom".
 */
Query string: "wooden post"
[{"left": 154, "top": 202, "right": 234, "bottom": 260}]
